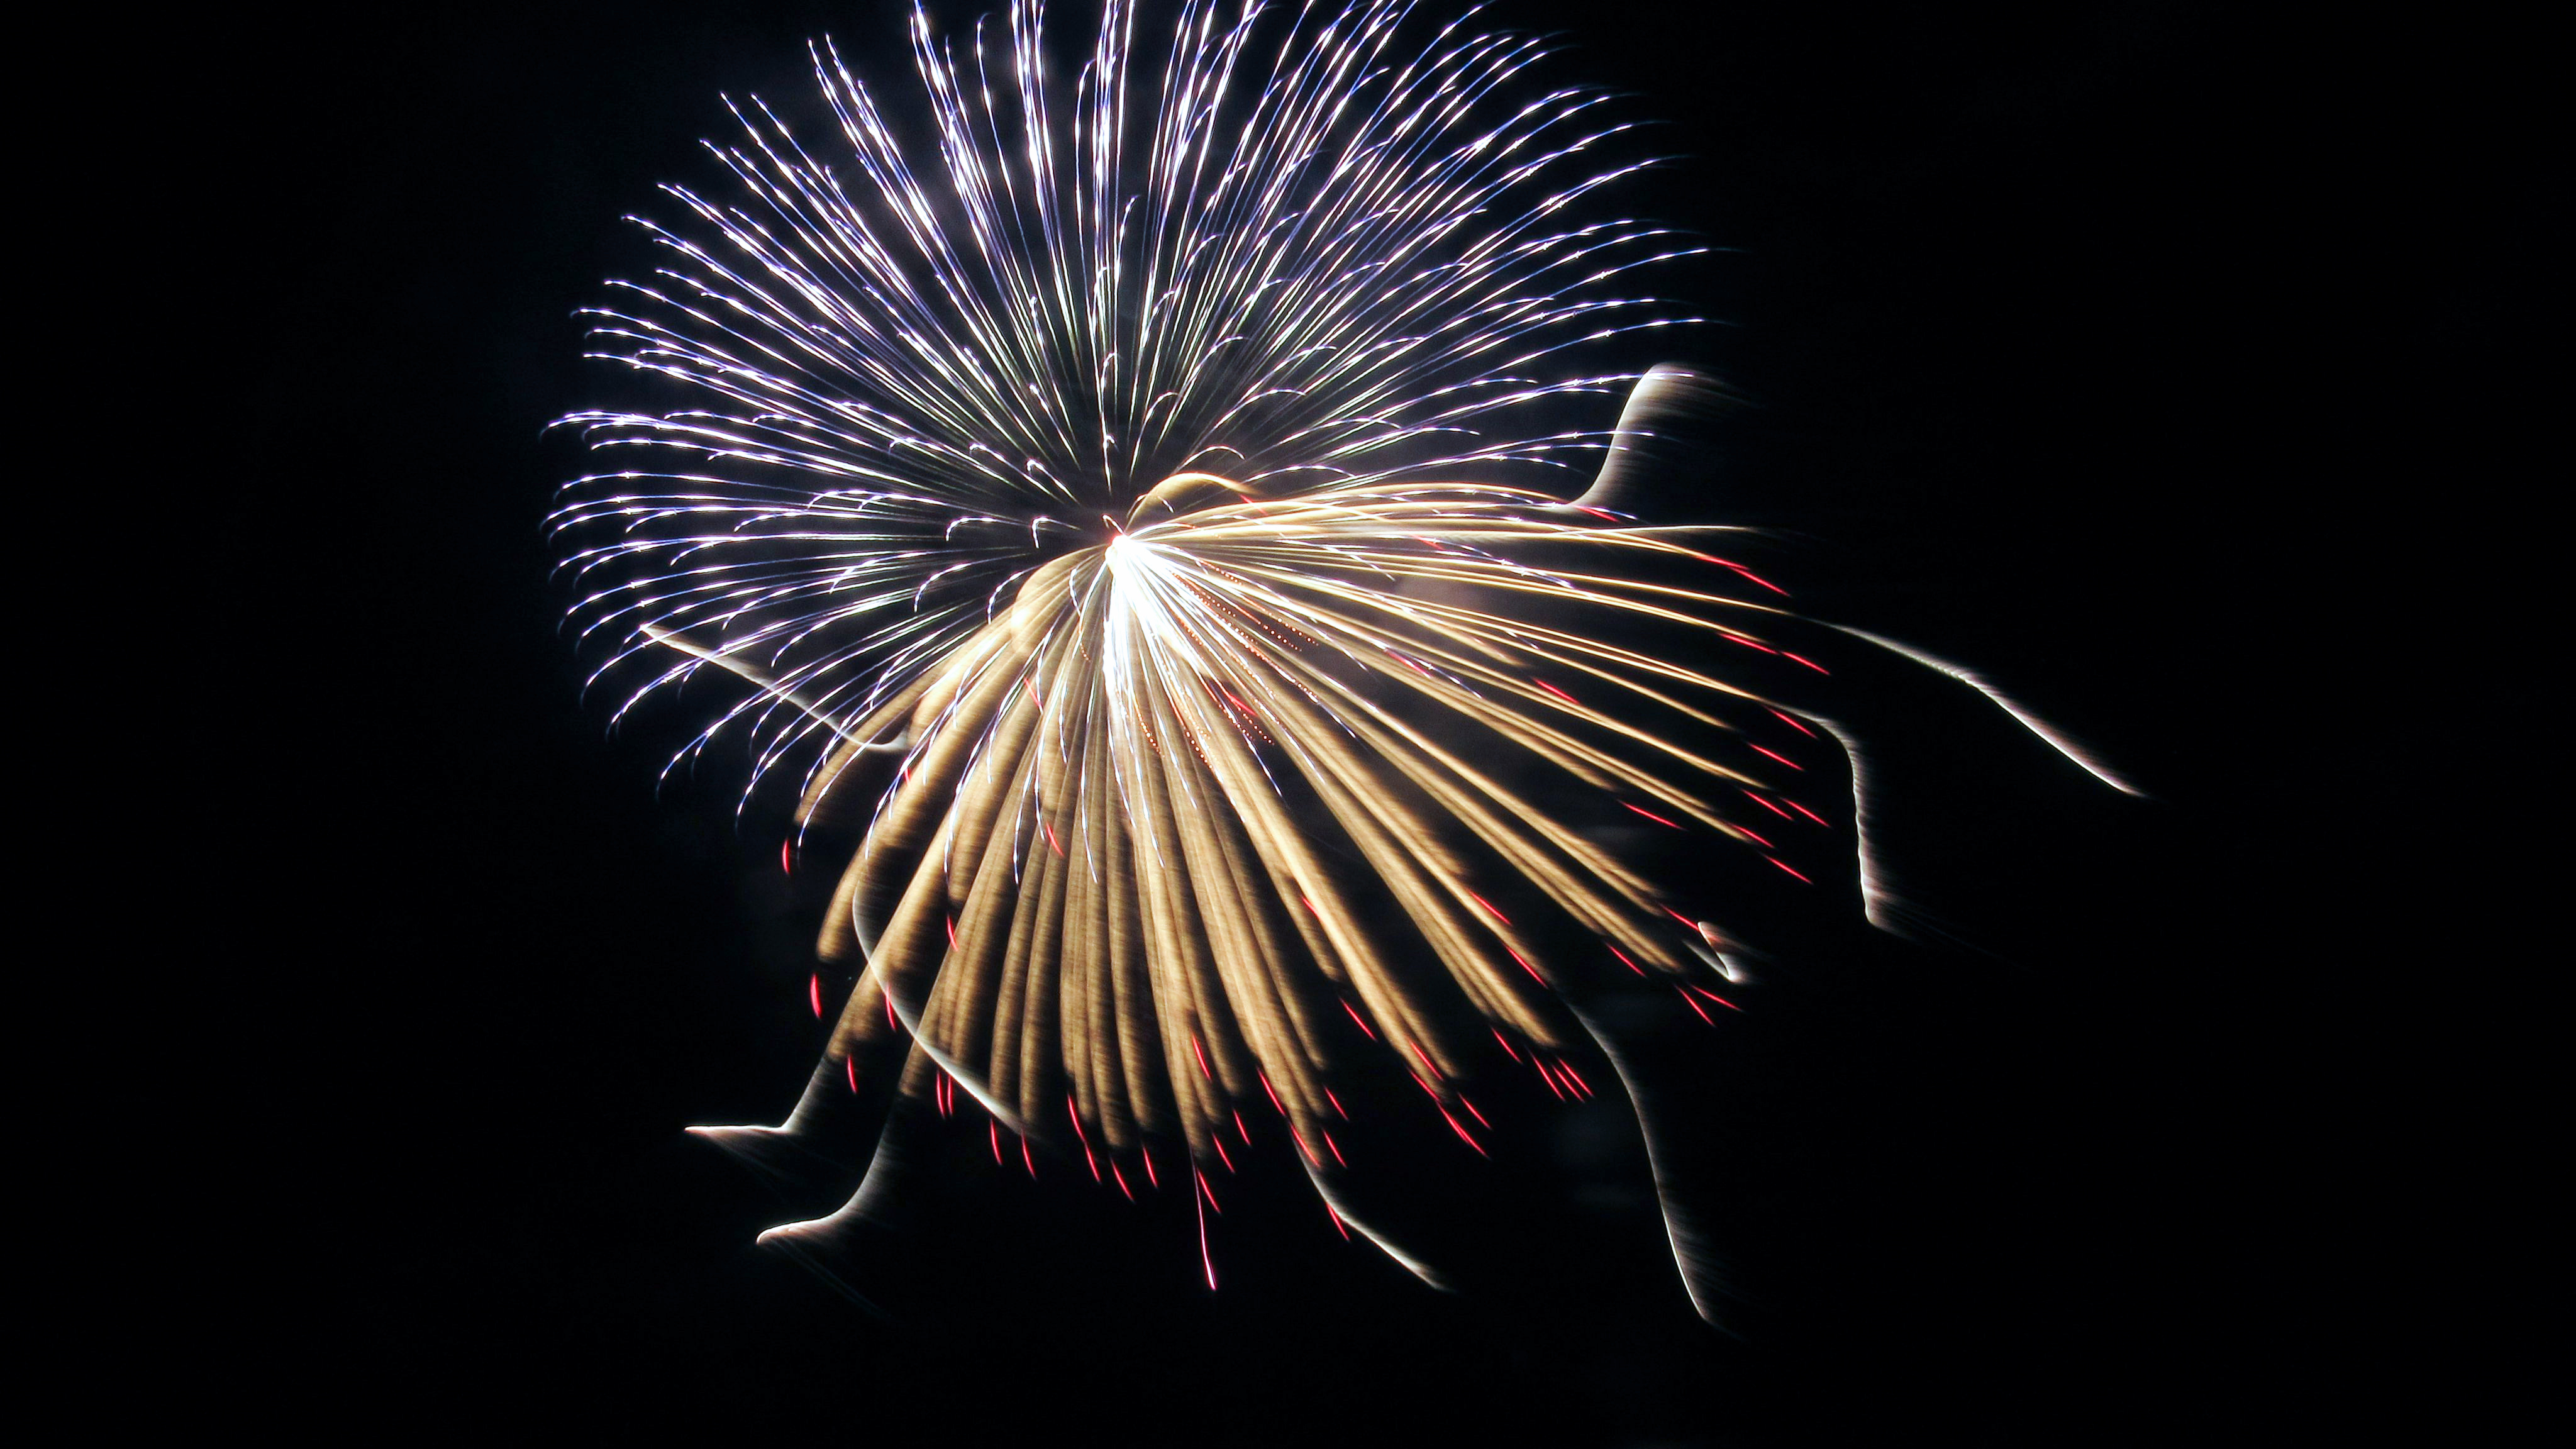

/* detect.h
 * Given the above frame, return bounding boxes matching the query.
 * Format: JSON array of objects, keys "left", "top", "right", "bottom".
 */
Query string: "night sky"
[{"left": 231, "top": 1, "right": 2446, "bottom": 1440}]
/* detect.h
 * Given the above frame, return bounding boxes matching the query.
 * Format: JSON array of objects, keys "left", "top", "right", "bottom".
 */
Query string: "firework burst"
[{"left": 551, "top": 0, "right": 2126, "bottom": 1313}]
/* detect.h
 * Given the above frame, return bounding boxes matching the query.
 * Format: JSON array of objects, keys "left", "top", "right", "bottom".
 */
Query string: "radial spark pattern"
[
  {"left": 558, "top": 0, "right": 1696, "bottom": 795},
  {"left": 551, "top": 0, "right": 2060, "bottom": 1309}
]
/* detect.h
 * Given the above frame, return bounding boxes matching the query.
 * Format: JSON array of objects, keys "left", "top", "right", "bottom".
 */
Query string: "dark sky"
[{"left": 231, "top": 1, "right": 2459, "bottom": 1441}]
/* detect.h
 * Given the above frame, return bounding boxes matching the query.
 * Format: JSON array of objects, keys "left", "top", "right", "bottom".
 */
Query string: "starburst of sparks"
[{"left": 550, "top": 0, "right": 2130, "bottom": 1314}]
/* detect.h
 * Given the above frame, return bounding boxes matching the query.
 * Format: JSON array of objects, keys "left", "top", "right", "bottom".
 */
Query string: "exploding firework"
[{"left": 551, "top": 0, "right": 2128, "bottom": 1314}]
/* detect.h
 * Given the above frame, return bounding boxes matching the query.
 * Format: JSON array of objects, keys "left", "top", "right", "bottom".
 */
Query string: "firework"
[{"left": 552, "top": 0, "right": 2126, "bottom": 1314}]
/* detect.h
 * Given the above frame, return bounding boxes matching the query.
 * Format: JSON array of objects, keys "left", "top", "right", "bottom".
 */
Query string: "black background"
[{"left": 221, "top": 1, "right": 2487, "bottom": 1441}]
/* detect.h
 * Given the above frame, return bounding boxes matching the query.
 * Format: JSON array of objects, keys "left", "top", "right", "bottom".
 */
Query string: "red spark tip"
[
  {"left": 1743, "top": 789, "right": 1793, "bottom": 820},
  {"left": 1767, "top": 708, "right": 1818, "bottom": 738},
  {"left": 1723, "top": 562, "right": 1790, "bottom": 595},
  {"left": 1196, "top": 1174, "right": 1220, "bottom": 1289},
  {"left": 1688, "top": 983, "right": 1742, "bottom": 1012},
  {"left": 1437, "top": 1104, "right": 1489, "bottom": 1157}
]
